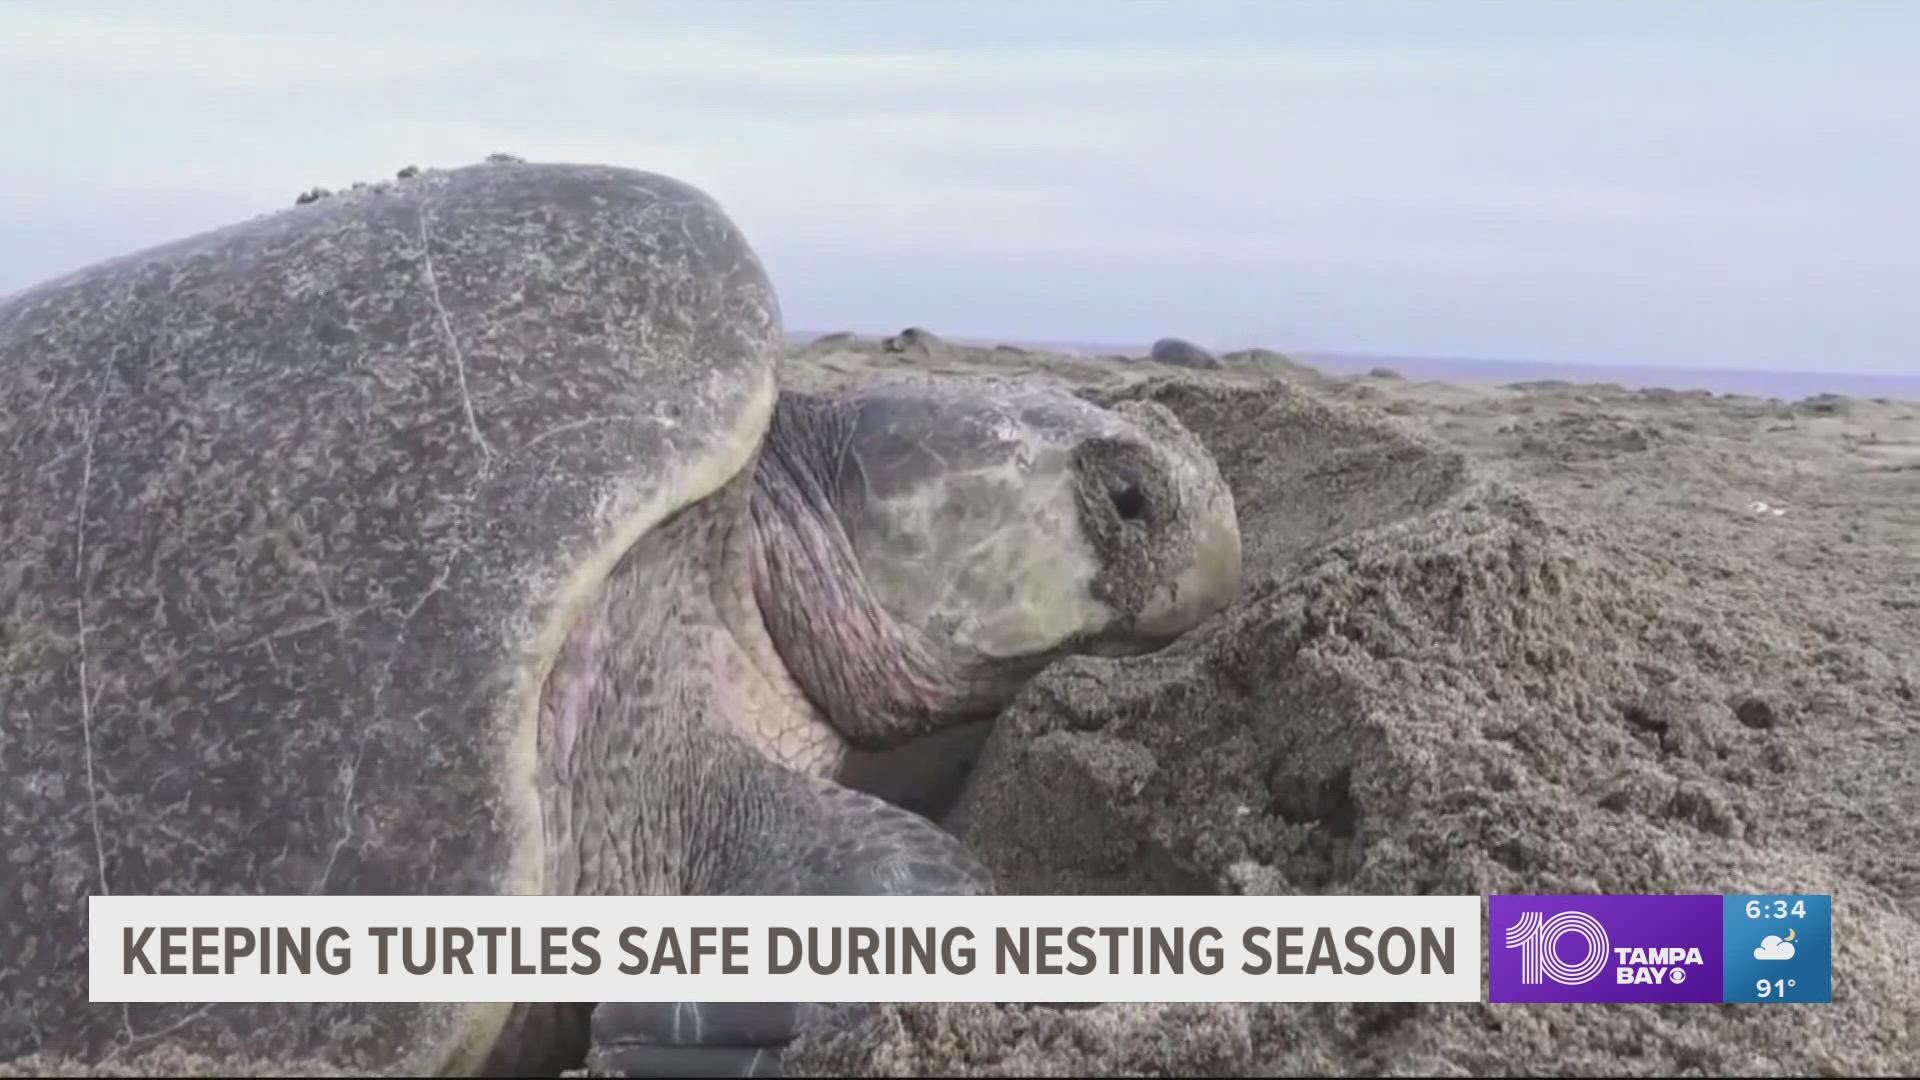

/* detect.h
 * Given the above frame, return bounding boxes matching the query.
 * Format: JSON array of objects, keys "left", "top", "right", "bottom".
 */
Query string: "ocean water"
[{"left": 790, "top": 331, "right": 1919, "bottom": 404}]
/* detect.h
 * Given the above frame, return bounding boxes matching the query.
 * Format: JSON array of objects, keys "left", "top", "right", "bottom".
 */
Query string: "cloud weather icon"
[{"left": 1754, "top": 929, "right": 1797, "bottom": 961}]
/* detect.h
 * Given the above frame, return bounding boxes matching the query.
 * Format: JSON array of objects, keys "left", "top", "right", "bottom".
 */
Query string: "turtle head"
[
  {"left": 751, "top": 378, "right": 1240, "bottom": 746},
  {"left": 831, "top": 382, "right": 1241, "bottom": 663}
]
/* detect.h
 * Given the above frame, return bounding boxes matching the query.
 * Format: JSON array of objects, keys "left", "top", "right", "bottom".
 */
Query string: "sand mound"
[{"left": 789, "top": 370, "right": 1918, "bottom": 1076}]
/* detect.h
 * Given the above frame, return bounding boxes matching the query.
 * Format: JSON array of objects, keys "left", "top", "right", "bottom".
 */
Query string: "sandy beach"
[
  {"left": 780, "top": 330, "right": 1919, "bottom": 1076},
  {"left": 3, "top": 327, "right": 1910, "bottom": 1080}
]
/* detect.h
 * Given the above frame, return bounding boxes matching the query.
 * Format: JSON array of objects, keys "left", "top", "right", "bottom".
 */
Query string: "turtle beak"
[{"left": 1132, "top": 495, "right": 1243, "bottom": 646}]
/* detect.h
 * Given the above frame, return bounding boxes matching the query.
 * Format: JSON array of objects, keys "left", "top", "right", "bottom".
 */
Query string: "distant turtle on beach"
[
  {"left": 0, "top": 159, "right": 1243, "bottom": 1076},
  {"left": 1149, "top": 336, "right": 1221, "bottom": 370},
  {"left": 882, "top": 325, "right": 943, "bottom": 354}
]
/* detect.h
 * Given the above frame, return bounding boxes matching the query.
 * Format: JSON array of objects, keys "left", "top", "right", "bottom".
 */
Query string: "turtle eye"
[{"left": 1109, "top": 480, "right": 1148, "bottom": 521}]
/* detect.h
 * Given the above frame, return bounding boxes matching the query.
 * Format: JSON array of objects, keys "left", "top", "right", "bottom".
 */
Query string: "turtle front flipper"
[{"left": 585, "top": 777, "right": 992, "bottom": 1079}]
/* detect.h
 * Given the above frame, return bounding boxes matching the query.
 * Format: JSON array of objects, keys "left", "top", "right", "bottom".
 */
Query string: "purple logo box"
[{"left": 1490, "top": 894, "right": 1723, "bottom": 1003}]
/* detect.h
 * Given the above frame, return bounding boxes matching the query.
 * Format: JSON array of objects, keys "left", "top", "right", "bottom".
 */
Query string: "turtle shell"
[{"left": 0, "top": 160, "right": 782, "bottom": 1072}]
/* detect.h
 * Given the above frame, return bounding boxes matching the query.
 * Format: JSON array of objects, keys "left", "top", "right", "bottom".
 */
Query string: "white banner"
[{"left": 90, "top": 894, "right": 1482, "bottom": 1004}]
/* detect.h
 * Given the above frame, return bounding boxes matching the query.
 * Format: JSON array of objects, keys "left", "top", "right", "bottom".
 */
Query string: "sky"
[{"left": 1, "top": 2, "right": 1915, "bottom": 377}]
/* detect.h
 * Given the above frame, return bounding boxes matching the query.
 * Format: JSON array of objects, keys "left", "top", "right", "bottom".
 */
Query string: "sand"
[{"left": 781, "top": 333, "right": 1920, "bottom": 1077}]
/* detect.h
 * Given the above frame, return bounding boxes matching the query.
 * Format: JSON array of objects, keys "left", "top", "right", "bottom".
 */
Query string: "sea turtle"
[
  {"left": 0, "top": 158, "right": 1242, "bottom": 1077},
  {"left": 1148, "top": 337, "right": 1220, "bottom": 371}
]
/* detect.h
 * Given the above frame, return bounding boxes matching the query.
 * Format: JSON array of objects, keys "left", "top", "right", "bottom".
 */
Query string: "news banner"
[{"left": 89, "top": 892, "right": 1833, "bottom": 1006}]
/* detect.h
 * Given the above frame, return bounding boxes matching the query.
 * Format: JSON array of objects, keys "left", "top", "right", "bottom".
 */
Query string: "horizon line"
[{"left": 786, "top": 326, "right": 1920, "bottom": 404}]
